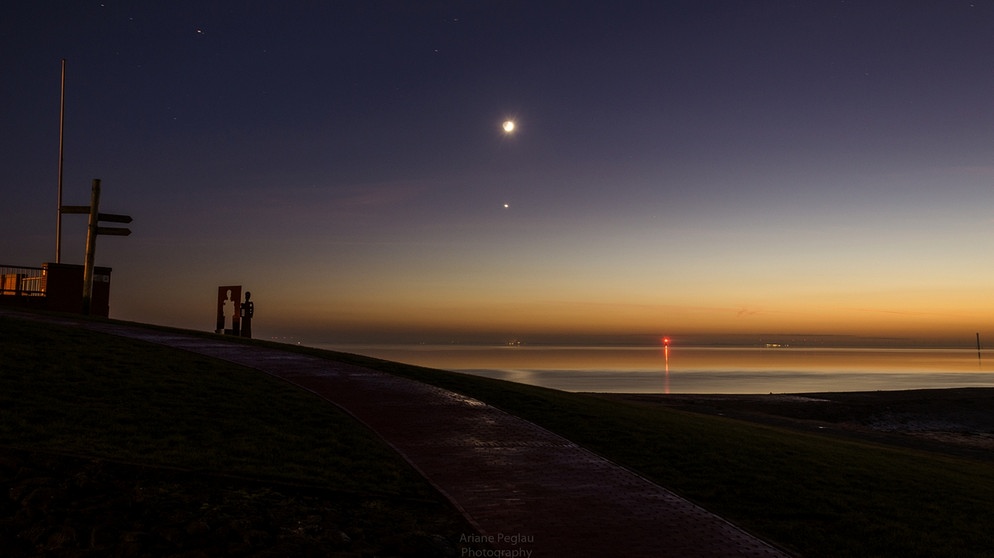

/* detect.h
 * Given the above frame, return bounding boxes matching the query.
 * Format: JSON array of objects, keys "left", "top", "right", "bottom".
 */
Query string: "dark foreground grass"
[
  {"left": 5, "top": 313, "right": 994, "bottom": 557},
  {"left": 0, "top": 316, "right": 432, "bottom": 498},
  {"left": 1, "top": 315, "right": 480, "bottom": 555}
]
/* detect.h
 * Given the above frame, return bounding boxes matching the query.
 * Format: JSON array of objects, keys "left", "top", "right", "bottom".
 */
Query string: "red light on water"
[{"left": 662, "top": 337, "right": 670, "bottom": 346}]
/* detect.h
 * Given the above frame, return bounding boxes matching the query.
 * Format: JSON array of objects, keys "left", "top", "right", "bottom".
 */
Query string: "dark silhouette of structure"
[
  {"left": 0, "top": 262, "right": 112, "bottom": 316},
  {"left": 215, "top": 286, "right": 254, "bottom": 338},
  {"left": 215, "top": 285, "right": 241, "bottom": 335},
  {"left": 240, "top": 291, "right": 254, "bottom": 339}
]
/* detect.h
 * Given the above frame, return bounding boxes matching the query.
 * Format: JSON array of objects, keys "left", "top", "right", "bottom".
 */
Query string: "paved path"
[{"left": 5, "top": 310, "right": 791, "bottom": 557}]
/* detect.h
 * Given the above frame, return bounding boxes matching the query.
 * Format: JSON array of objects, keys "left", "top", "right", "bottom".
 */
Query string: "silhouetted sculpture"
[
  {"left": 240, "top": 291, "right": 254, "bottom": 339},
  {"left": 215, "top": 285, "right": 242, "bottom": 335}
]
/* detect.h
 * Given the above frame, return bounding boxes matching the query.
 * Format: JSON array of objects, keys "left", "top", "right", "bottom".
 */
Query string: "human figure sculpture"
[
  {"left": 240, "top": 291, "right": 254, "bottom": 338},
  {"left": 215, "top": 285, "right": 242, "bottom": 334}
]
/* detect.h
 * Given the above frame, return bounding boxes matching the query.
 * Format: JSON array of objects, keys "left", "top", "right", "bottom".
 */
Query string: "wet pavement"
[{"left": 6, "top": 310, "right": 791, "bottom": 557}]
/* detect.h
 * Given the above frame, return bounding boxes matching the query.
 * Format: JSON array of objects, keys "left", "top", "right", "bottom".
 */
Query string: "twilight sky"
[{"left": 3, "top": 1, "right": 994, "bottom": 346}]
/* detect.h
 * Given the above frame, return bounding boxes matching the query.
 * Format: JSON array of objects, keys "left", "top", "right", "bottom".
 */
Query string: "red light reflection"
[{"left": 662, "top": 337, "right": 670, "bottom": 394}]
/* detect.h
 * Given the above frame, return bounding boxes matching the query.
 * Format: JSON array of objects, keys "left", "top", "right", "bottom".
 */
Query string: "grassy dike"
[
  {"left": 0, "top": 316, "right": 437, "bottom": 495},
  {"left": 0, "top": 315, "right": 472, "bottom": 555},
  {"left": 4, "top": 313, "right": 994, "bottom": 557}
]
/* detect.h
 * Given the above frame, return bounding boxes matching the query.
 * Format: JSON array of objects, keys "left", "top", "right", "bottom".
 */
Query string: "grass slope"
[
  {"left": 0, "top": 316, "right": 427, "bottom": 496},
  {"left": 0, "top": 315, "right": 474, "bottom": 556},
  {"left": 5, "top": 313, "right": 994, "bottom": 557}
]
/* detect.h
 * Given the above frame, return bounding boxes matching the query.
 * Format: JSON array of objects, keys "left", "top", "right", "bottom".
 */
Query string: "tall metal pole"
[{"left": 56, "top": 59, "right": 66, "bottom": 263}]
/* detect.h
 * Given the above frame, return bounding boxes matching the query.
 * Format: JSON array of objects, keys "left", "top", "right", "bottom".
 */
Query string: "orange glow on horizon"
[{"left": 122, "top": 267, "right": 994, "bottom": 348}]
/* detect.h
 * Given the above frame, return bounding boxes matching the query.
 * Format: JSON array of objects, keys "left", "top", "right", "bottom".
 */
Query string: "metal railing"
[{"left": 0, "top": 265, "right": 46, "bottom": 296}]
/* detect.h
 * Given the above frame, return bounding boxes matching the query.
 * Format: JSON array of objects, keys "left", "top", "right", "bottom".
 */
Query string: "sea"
[{"left": 315, "top": 344, "right": 994, "bottom": 394}]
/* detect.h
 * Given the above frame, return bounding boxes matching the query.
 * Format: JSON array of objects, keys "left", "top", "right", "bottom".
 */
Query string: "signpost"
[{"left": 60, "top": 179, "right": 131, "bottom": 314}]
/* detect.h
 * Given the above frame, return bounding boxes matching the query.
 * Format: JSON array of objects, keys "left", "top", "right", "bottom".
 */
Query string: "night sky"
[{"left": 3, "top": 1, "right": 994, "bottom": 346}]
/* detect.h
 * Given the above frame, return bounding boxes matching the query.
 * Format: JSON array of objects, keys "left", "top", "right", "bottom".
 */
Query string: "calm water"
[{"left": 318, "top": 344, "right": 994, "bottom": 394}]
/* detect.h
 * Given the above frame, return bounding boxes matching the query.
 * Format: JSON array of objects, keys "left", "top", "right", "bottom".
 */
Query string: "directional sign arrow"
[
  {"left": 98, "top": 213, "right": 133, "bottom": 224},
  {"left": 96, "top": 227, "right": 132, "bottom": 236}
]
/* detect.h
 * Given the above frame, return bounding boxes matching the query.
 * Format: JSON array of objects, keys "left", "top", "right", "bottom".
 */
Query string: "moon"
[{"left": 502, "top": 120, "right": 515, "bottom": 133}]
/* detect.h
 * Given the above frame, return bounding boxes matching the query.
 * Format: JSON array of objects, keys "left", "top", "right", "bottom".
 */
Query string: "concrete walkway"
[{"left": 6, "top": 310, "right": 791, "bottom": 557}]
